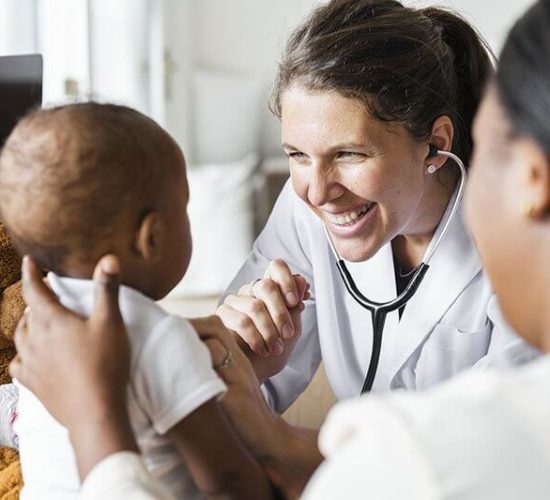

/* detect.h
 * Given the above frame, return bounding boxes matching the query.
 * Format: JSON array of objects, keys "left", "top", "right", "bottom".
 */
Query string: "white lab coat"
[{"left": 224, "top": 181, "right": 539, "bottom": 411}]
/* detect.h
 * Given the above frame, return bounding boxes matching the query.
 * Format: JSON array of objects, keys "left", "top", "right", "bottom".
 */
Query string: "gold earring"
[{"left": 520, "top": 202, "right": 535, "bottom": 218}]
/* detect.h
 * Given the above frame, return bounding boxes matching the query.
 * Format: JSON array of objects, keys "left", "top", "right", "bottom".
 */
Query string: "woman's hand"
[
  {"left": 11, "top": 255, "right": 138, "bottom": 479},
  {"left": 192, "top": 315, "right": 283, "bottom": 451},
  {"left": 11, "top": 255, "right": 129, "bottom": 426},
  {"left": 193, "top": 316, "right": 322, "bottom": 499},
  {"left": 216, "top": 259, "right": 310, "bottom": 379}
]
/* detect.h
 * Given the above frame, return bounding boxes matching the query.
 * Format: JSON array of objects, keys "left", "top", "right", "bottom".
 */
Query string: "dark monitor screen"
[{"left": 0, "top": 54, "right": 43, "bottom": 146}]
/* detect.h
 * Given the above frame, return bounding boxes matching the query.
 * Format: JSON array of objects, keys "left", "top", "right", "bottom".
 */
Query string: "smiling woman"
[{"left": 280, "top": 87, "right": 458, "bottom": 264}]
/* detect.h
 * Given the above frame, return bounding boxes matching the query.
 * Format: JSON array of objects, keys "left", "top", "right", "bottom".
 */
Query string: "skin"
[
  {"left": 465, "top": 83, "right": 550, "bottom": 352},
  {"left": 78, "top": 138, "right": 193, "bottom": 302},
  {"left": 13, "top": 82, "right": 550, "bottom": 498},
  {"left": 282, "top": 85, "right": 457, "bottom": 264}
]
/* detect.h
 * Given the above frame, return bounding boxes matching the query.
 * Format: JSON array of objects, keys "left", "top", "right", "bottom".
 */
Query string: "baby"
[{"left": 0, "top": 103, "right": 271, "bottom": 499}]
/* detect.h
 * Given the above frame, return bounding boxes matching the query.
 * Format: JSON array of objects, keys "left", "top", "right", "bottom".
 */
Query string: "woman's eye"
[
  {"left": 337, "top": 151, "right": 364, "bottom": 159},
  {"left": 287, "top": 152, "right": 308, "bottom": 161}
]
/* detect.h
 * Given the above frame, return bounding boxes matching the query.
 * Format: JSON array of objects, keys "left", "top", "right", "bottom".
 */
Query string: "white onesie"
[{"left": 15, "top": 274, "right": 226, "bottom": 500}]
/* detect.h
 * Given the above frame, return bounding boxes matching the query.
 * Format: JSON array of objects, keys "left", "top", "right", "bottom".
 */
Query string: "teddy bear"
[
  {"left": 0, "top": 220, "right": 26, "bottom": 498},
  {"left": 0, "top": 221, "right": 25, "bottom": 384}
]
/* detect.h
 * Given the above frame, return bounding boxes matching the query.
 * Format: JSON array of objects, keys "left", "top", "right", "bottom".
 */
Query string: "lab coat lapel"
[{"left": 386, "top": 203, "right": 481, "bottom": 384}]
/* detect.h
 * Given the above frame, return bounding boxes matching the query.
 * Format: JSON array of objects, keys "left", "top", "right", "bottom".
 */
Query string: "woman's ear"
[
  {"left": 135, "top": 212, "right": 163, "bottom": 261},
  {"left": 427, "top": 115, "right": 455, "bottom": 168},
  {"left": 518, "top": 137, "right": 550, "bottom": 219}
]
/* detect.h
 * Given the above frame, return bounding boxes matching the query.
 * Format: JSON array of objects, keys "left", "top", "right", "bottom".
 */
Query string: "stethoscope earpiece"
[{"left": 428, "top": 144, "right": 439, "bottom": 158}]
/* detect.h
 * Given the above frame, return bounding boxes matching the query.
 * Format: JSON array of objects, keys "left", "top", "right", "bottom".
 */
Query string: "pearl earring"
[{"left": 427, "top": 165, "right": 438, "bottom": 174}]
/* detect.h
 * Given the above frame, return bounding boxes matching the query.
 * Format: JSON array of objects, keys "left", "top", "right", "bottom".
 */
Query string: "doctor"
[
  {"left": 219, "top": 0, "right": 535, "bottom": 399},
  {"left": 214, "top": 0, "right": 538, "bottom": 491}
]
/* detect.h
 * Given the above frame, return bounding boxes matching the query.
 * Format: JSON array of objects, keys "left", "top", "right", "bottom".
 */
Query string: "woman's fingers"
[
  {"left": 11, "top": 314, "right": 30, "bottom": 385},
  {"left": 265, "top": 259, "right": 300, "bottom": 307},
  {"left": 218, "top": 260, "right": 311, "bottom": 360},
  {"left": 91, "top": 254, "right": 124, "bottom": 329},
  {"left": 21, "top": 256, "right": 63, "bottom": 319},
  {"left": 203, "top": 337, "right": 228, "bottom": 368},
  {"left": 252, "top": 278, "right": 295, "bottom": 340},
  {"left": 13, "top": 310, "right": 29, "bottom": 353},
  {"left": 293, "top": 274, "right": 310, "bottom": 301},
  {"left": 218, "top": 297, "right": 282, "bottom": 357}
]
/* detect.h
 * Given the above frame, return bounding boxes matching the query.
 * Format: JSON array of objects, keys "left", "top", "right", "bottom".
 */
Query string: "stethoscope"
[{"left": 323, "top": 146, "right": 467, "bottom": 394}]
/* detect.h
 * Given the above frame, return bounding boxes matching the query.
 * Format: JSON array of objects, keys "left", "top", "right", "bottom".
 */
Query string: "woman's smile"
[{"left": 322, "top": 202, "right": 377, "bottom": 237}]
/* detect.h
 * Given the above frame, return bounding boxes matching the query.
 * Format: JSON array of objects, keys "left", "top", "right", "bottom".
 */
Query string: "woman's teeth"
[{"left": 327, "top": 204, "right": 372, "bottom": 226}]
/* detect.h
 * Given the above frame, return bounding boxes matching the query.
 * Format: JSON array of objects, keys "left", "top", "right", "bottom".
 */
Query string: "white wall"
[
  {"left": 163, "top": 0, "right": 324, "bottom": 159},
  {"left": 404, "top": 0, "right": 536, "bottom": 52},
  {"left": 163, "top": 0, "right": 537, "bottom": 162},
  {"left": 193, "top": 0, "right": 322, "bottom": 74}
]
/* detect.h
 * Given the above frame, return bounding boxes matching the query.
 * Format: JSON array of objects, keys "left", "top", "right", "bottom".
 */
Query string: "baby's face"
[{"left": 150, "top": 147, "right": 192, "bottom": 300}]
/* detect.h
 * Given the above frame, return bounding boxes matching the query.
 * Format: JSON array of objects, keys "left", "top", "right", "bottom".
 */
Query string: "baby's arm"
[{"left": 167, "top": 398, "right": 273, "bottom": 500}]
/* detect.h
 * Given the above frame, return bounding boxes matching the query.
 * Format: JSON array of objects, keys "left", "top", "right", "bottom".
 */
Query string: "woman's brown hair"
[{"left": 272, "top": 0, "right": 494, "bottom": 163}]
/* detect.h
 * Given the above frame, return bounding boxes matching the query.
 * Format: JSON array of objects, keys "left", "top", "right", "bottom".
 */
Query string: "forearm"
[
  {"left": 69, "top": 401, "right": 139, "bottom": 480},
  {"left": 256, "top": 416, "right": 323, "bottom": 499},
  {"left": 202, "top": 462, "right": 274, "bottom": 500}
]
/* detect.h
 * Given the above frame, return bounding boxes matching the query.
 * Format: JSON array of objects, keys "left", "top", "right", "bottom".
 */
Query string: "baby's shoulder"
[{"left": 119, "top": 289, "right": 197, "bottom": 356}]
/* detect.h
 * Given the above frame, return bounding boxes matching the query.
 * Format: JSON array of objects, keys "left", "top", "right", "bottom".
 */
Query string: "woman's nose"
[{"left": 307, "top": 163, "right": 344, "bottom": 207}]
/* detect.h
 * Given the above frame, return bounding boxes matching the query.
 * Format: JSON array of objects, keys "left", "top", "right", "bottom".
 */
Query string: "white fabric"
[
  {"left": 78, "top": 357, "right": 550, "bottom": 500},
  {"left": 16, "top": 274, "right": 226, "bottom": 500},
  {"left": 193, "top": 69, "right": 265, "bottom": 163},
  {"left": 170, "top": 153, "right": 258, "bottom": 297},
  {"left": 223, "top": 180, "right": 540, "bottom": 412},
  {"left": 80, "top": 452, "right": 173, "bottom": 500},
  {"left": 0, "top": 383, "right": 18, "bottom": 448},
  {"left": 303, "top": 355, "right": 550, "bottom": 500}
]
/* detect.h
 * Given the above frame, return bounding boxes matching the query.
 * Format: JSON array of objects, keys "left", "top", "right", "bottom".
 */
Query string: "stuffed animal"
[
  {"left": 0, "top": 221, "right": 25, "bottom": 497},
  {"left": 0, "top": 221, "right": 24, "bottom": 384}
]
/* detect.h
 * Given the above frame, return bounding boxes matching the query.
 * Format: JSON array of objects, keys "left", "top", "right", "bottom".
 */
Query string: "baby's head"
[{"left": 0, "top": 103, "right": 192, "bottom": 300}]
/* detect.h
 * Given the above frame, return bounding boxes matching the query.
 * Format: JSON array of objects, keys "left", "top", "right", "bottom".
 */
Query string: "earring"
[
  {"left": 427, "top": 165, "right": 438, "bottom": 174},
  {"left": 520, "top": 202, "right": 535, "bottom": 218}
]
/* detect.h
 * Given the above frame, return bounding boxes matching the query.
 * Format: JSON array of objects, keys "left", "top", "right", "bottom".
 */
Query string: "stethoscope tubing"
[{"left": 323, "top": 149, "right": 467, "bottom": 393}]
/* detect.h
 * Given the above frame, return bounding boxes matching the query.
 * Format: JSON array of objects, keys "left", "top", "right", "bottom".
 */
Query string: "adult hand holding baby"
[
  {"left": 10, "top": 254, "right": 138, "bottom": 480},
  {"left": 191, "top": 313, "right": 317, "bottom": 499}
]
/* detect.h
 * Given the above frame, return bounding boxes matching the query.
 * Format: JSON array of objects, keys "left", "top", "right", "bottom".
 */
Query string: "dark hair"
[
  {"left": 272, "top": 0, "right": 494, "bottom": 163},
  {"left": 497, "top": 0, "right": 550, "bottom": 153}
]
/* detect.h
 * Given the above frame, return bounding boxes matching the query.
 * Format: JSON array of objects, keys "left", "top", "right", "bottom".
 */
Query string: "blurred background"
[{"left": 0, "top": 0, "right": 536, "bottom": 424}]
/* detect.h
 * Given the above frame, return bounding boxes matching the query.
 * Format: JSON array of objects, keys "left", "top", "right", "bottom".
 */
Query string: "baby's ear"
[{"left": 135, "top": 212, "right": 162, "bottom": 261}]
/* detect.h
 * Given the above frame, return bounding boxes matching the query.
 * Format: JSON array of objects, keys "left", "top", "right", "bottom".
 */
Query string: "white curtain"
[{"left": 0, "top": 0, "right": 156, "bottom": 113}]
